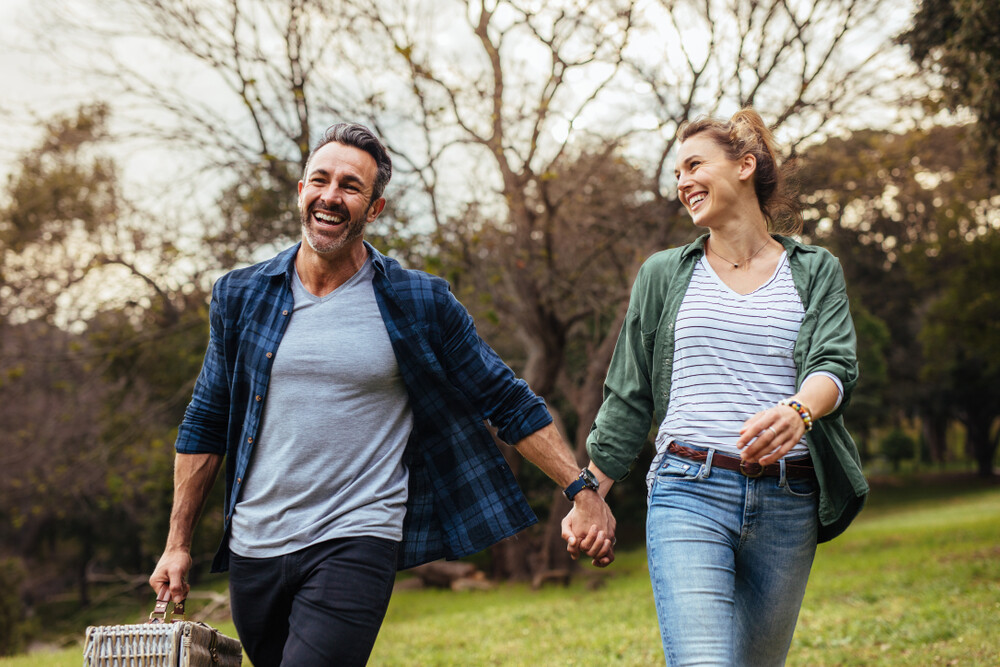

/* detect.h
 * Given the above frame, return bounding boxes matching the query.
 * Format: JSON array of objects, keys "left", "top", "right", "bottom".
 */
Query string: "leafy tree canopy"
[{"left": 898, "top": 0, "right": 1000, "bottom": 173}]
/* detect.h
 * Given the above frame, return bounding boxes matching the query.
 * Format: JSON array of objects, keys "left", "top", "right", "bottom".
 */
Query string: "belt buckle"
[{"left": 739, "top": 460, "right": 764, "bottom": 478}]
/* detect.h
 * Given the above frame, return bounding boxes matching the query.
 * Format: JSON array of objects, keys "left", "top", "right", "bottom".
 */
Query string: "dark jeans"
[{"left": 229, "top": 536, "right": 399, "bottom": 667}]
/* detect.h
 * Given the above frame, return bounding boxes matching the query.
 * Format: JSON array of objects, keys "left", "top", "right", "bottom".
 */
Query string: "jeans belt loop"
[
  {"left": 779, "top": 458, "right": 787, "bottom": 486},
  {"left": 703, "top": 448, "right": 715, "bottom": 478}
]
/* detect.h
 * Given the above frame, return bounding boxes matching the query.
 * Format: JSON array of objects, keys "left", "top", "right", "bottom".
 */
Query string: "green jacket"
[{"left": 587, "top": 234, "right": 868, "bottom": 542}]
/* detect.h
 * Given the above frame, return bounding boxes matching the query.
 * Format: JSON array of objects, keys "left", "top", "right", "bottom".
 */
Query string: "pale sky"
[
  {"left": 1, "top": 0, "right": 108, "bottom": 181},
  {"left": 0, "top": 0, "right": 921, "bottom": 193}
]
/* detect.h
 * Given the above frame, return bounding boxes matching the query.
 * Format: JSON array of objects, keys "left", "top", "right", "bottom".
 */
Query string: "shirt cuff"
[{"left": 801, "top": 371, "right": 844, "bottom": 410}]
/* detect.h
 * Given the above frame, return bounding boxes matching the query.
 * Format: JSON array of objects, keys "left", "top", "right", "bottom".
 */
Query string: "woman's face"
[{"left": 674, "top": 133, "right": 753, "bottom": 228}]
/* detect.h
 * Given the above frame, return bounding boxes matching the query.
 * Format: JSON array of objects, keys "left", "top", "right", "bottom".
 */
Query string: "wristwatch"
[{"left": 563, "top": 468, "right": 600, "bottom": 501}]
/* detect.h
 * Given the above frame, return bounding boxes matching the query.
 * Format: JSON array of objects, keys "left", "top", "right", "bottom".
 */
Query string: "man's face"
[{"left": 297, "top": 142, "right": 385, "bottom": 256}]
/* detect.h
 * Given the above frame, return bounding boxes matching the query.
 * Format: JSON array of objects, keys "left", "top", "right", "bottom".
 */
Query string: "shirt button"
[
  {"left": 255, "top": 395, "right": 262, "bottom": 401},
  {"left": 247, "top": 437, "right": 253, "bottom": 443},
  {"left": 266, "top": 352, "right": 273, "bottom": 358},
  {"left": 236, "top": 477, "right": 242, "bottom": 484},
  {"left": 282, "top": 310, "right": 289, "bottom": 315}
]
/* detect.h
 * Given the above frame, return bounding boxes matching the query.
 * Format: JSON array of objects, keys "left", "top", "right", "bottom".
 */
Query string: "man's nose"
[{"left": 318, "top": 184, "right": 345, "bottom": 204}]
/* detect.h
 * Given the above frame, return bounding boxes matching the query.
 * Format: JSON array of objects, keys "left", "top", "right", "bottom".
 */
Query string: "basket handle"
[{"left": 148, "top": 598, "right": 186, "bottom": 624}]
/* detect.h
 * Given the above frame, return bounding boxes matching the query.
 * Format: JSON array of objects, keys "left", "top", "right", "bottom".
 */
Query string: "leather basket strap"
[{"left": 148, "top": 598, "right": 186, "bottom": 624}]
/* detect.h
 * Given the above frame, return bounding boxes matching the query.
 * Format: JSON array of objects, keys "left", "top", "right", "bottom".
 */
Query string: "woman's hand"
[
  {"left": 737, "top": 404, "right": 807, "bottom": 465},
  {"left": 561, "top": 502, "right": 616, "bottom": 567}
]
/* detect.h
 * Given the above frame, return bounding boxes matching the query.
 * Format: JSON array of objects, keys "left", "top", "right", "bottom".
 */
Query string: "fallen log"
[{"left": 409, "top": 561, "right": 493, "bottom": 591}]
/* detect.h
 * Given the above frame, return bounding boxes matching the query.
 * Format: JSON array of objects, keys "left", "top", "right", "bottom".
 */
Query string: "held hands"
[
  {"left": 737, "top": 402, "right": 808, "bottom": 465},
  {"left": 560, "top": 491, "right": 617, "bottom": 568},
  {"left": 149, "top": 548, "right": 193, "bottom": 603}
]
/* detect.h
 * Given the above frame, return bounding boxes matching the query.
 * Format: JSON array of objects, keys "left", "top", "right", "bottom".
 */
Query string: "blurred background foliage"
[{"left": 1, "top": 0, "right": 998, "bottom": 655}]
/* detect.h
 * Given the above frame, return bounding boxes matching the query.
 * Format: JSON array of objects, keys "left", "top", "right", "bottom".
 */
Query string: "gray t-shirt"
[{"left": 229, "top": 257, "right": 413, "bottom": 557}]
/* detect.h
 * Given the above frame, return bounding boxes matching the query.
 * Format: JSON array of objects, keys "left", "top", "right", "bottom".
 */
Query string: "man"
[{"left": 149, "top": 122, "right": 615, "bottom": 667}]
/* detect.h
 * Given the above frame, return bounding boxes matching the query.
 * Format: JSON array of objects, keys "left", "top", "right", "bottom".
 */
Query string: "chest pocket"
[{"left": 767, "top": 333, "right": 795, "bottom": 359}]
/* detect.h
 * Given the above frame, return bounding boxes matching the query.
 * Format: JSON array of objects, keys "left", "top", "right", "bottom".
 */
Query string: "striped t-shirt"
[{"left": 649, "top": 251, "right": 808, "bottom": 485}]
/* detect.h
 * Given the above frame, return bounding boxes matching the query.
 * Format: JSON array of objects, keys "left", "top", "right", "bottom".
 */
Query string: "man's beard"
[{"left": 300, "top": 202, "right": 369, "bottom": 255}]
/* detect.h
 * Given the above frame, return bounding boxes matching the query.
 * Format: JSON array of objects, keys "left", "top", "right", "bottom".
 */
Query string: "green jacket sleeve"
[
  {"left": 586, "top": 260, "right": 661, "bottom": 481},
  {"left": 794, "top": 247, "right": 859, "bottom": 419}
]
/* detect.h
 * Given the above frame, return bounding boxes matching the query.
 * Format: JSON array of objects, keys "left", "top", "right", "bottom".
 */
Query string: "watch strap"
[{"left": 563, "top": 469, "right": 599, "bottom": 501}]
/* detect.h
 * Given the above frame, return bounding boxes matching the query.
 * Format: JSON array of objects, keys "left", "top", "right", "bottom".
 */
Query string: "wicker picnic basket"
[{"left": 83, "top": 599, "right": 242, "bottom": 666}]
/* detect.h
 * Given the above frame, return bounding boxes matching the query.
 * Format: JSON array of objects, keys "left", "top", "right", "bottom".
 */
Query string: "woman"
[{"left": 564, "top": 108, "right": 868, "bottom": 666}]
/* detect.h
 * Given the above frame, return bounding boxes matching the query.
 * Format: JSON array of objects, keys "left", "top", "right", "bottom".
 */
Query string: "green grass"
[{"left": 4, "top": 475, "right": 999, "bottom": 666}]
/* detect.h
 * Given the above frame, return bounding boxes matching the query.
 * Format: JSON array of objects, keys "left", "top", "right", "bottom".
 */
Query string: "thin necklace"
[{"left": 708, "top": 238, "right": 770, "bottom": 269}]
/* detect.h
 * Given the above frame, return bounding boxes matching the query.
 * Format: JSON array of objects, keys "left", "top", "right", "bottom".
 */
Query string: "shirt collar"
[
  {"left": 776, "top": 234, "right": 817, "bottom": 255},
  {"left": 681, "top": 234, "right": 709, "bottom": 259},
  {"left": 363, "top": 240, "right": 389, "bottom": 274},
  {"left": 256, "top": 239, "right": 390, "bottom": 282},
  {"left": 682, "top": 233, "right": 815, "bottom": 259},
  {"left": 257, "top": 243, "right": 300, "bottom": 280}
]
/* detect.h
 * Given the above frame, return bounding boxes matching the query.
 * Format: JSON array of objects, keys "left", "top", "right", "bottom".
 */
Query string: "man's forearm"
[
  {"left": 513, "top": 422, "right": 583, "bottom": 487},
  {"left": 517, "top": 422, "right": 616, "bottom": 562},
  {"left": 165, "top": 452, "right": 224, "bottom": 552}
]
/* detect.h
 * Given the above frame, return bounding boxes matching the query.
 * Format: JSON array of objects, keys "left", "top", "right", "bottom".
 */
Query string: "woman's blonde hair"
[{"left": 678, "top": 108, "right": 801, "bottom": 234}]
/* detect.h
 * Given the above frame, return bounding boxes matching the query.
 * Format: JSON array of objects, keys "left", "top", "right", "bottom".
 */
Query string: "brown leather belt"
[{"left": 667, "top": 442, "right": 816, "bottom": 480}]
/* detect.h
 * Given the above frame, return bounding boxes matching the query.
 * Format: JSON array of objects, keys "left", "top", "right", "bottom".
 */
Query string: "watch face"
[{"left": 581, "top": 468, "right": 599, "bottom": 490}]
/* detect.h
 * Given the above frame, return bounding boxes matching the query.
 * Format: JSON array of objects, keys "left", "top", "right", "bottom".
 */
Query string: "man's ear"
[
  {"left": 367, "top": 197, "right": 387, "bottom": 221},
  {"left": 738, "top": 153, "right": 757, "bottom": 182}
]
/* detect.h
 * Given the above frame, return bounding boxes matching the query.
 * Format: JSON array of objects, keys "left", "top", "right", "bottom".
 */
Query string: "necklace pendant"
[{"left": 733, "top": 263, "right": 739, "bottom": 268}]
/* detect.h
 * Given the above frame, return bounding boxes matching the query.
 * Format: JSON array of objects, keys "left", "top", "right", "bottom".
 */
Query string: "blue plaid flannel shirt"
[{"left": 176, "top": 242, "right": 550, "bottom": 572}]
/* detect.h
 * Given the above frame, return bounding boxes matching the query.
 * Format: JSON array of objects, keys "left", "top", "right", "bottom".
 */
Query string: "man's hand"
[
  {"left": 510, "top": 425, "right": 617, "bottom": 566},
  {"left": 149, "top": 548, "right": 193, "bottom": 603},
  {"left": 149, "top": 452, "right": 222, "bottom": 603},
  {"left": 561, "top": 491, "right": 616, "bottom": 567}
]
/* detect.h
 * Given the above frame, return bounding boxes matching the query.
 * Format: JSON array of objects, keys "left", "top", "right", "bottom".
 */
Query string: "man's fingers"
[{"left": 565, "top": 533, "right": 581, "bottom": 560}]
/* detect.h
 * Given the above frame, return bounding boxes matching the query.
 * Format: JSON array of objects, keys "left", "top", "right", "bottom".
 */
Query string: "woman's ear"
[{"left": 738, "top": 153, "right": 757, "bottom": 182}]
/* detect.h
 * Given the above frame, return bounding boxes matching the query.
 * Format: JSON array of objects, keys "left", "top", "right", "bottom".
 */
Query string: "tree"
[
  {"left": 845, "top": 302, "right": 891, "bottom": 459},
  {"left": 28, "top": 0, "right": 362, "bottom": 269},
  {"left": 797, "top": 123, "right": 1000, "bottom": 475},
  {"left": 881, "top": 428, "right": 916, "bottom": 472},
  {"left": 919, "top": 230, "right": 1000, "bottom": 476},
  {"left": 0, "top": 107, "right": 215, "bottom": 614},
  {"left": 0, "top": 104, "right": 198, "bottom": 328},
  {"left": 24, "top": 0, "right": 916, "bottom": 580},
  {"left": 354, "top": 0, "right": 912, "bottom": 576},
  {"left": 898, "top": 0, "right": 1000, "bottom": 175}
]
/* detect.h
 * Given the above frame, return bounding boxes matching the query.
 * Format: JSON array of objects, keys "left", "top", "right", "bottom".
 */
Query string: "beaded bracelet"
[{"left": 778, "top": 398, "right": 814, "bottom": 432}]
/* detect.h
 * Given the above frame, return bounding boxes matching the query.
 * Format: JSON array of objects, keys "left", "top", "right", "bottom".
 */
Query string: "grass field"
[{"left": 4, "top": 474, "right": 999, "bottom": 666}]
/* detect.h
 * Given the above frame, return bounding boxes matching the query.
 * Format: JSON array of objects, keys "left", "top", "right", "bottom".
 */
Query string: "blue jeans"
[
  {"left": 646, "top": 445, "right": 819, "bottom": 666},
  {"left": 229, "top": 536, "right": 399, "bottom": 667}
]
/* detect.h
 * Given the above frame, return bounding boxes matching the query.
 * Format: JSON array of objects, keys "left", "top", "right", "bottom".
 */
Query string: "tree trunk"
[
  {"left": 534, "top": 302, "right": 630, "bottom": 583},
  {"left": 491, "top": 433, "right": 532, "bottom": 582},
  {"left": 78, "top": 527, "right": 93, "bottom": 607},
  {"left": 920, "top": 405, "right": 949, "bottom": 465},
  {"left": 964, "top": 413, "right": 998, "bottom": 477}
]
